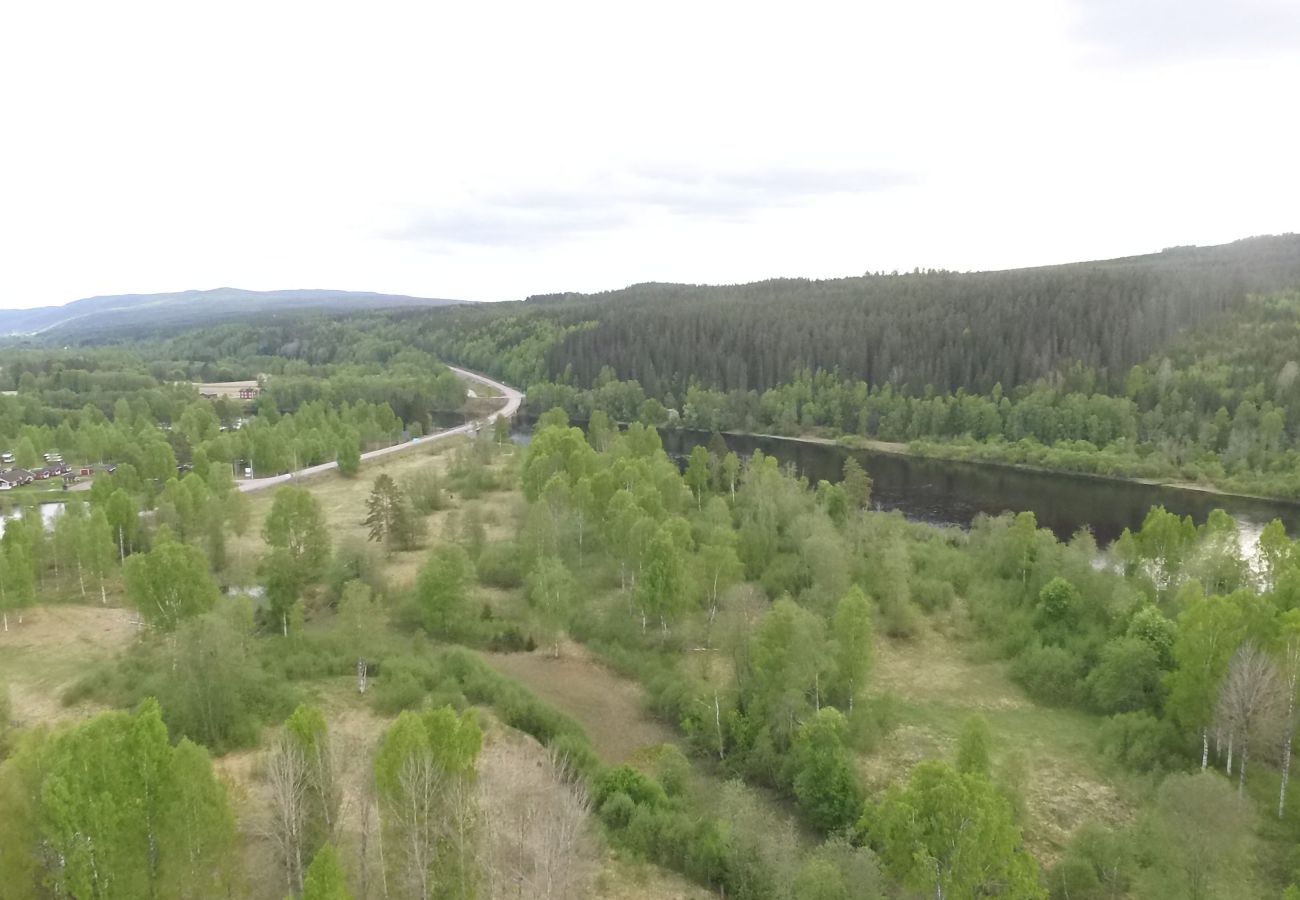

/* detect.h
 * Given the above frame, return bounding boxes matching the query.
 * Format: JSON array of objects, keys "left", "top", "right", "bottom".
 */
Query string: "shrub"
[
  {"left": 371, "top": 670, "right": 427, "bottom": 715},
  {"left": 476, "top": 542, "right": 525, "bottom": 588},
  {"left": 1096, "top": 712, "right": 1181, "bottom": 773},
  {"left": 402, "top": 468, "right": 447, "bottom": 514},
  {"left": 912, "top": 577, "right": 956, "bottom": 612},
  {"left": 1010, "top": 644, "right": 1084, "bottom": 706}
]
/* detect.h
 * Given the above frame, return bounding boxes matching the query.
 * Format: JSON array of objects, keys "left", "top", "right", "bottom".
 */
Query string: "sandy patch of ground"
[{"left": 194, "top": 380, "right": 260, "bottom": 398}]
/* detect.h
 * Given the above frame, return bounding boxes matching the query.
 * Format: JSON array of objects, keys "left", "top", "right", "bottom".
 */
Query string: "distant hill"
[{"left": 0, "top": 288, "right": 468, "bottom": 337}]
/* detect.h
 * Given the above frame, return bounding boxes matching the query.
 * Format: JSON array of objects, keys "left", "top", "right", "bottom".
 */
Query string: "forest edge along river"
[
  {"left": 6, "top": 365, "right": 1297, "bottom": 556},
  {"left": 660, "top": 428, "right": 1300, "bottom": 566},
  {"left": 517, "top": 412, "right": 1300, "bottom": 559}
]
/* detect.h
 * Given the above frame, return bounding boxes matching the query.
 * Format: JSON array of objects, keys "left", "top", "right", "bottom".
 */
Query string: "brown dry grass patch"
[
  {"left": 0, "top": 604, "right": 139, "bottom": 727},
  {"left": 479, "top": 641, "right": 677, "bottom": 765},
  {"left": 865, "top": 617, "right": 1137, "bottom": 865}
]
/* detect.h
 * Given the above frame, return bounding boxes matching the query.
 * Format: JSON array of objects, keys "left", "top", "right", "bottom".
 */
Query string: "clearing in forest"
[
  {"left": 0, "top": 604, "right": 138, "bottom": 727},
  {"left": 868, "top": 616, "right": 1136, "bottom": 862}
]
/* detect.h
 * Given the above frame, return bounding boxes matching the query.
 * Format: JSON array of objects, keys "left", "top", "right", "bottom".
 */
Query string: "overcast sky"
[{"left": 2, "top": 0, "right": 1298, "bottom": 308}]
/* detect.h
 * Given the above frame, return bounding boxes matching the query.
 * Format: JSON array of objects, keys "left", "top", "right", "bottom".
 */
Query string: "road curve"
[{"left": 237, "top": 365, "right": 523, "bottom": 494}]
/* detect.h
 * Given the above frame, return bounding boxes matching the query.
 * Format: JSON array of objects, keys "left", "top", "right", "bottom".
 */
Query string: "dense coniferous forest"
[{"left": 442, "top": 235, "right": 1300, "bottom": 396}]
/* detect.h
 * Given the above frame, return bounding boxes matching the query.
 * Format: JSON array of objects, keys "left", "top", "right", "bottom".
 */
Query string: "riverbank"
[{"left": 721, "top": 428, "right": 1300, "bottom": 510}]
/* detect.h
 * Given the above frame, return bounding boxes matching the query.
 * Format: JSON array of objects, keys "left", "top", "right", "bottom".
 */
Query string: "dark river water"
[{"left": 658, "top": 430, "right": 1300, "bottom": 546}]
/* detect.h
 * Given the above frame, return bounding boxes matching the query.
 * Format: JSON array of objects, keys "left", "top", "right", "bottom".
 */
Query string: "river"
[{"left": 658, "top": 430, "right": 1300, "bottom": 545}]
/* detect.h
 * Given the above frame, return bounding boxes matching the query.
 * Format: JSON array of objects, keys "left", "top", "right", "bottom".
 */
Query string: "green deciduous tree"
[
  {"left": 336, "top": 429, "right": 362, "bottom": 477},
  {"left": 790, "top": 708, "right": 864, "bottom": 833},
  {"left": 416, "top": 544, "right": 473, "bottom": 639},
  {"left": 527, "top": 556, "right": 575, "bottom": 657},
  {"left": 1166, "top": 592, "right": 1246, "bottom": 768},
  {"left": 637, "top": 523, "right": 688, "bottom": 635},
  {"left": 864, "top": 760, "right": 1043, "bottom": 900},
  {"left": 375, "top": 707, "right": 482, "bottom": 900},
  {"left": 1138, "top": 772, "right": 1252, "bottom": 900},
  {"left": 124, "top": 533, "right": 219, "bottom": 630},
  {"left": 841, "top": 456, "right": 872, "bottom": 511},
  {"left": 263, "top": 485, "right": 332, "bottom": 576},
  {"left": 0, "top": 700, "right": 236, "bottom": 900},
  {"left": 829, "top": 586, "right": 874, "bottom": 712},
  {"left": 301, "top": 844, "right": 353, "bottom": 900}
]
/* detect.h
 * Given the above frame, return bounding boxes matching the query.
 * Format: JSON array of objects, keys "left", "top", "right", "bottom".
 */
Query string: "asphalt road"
[{"left": 233, "top": 365, "right": 522, "bottom": 493}]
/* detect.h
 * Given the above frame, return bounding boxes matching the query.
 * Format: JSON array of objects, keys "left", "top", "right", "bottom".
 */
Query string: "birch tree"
[
  {"left": 124, "top": 533, "right": 219, "bottom": 630},
  {"left": 286, "top": 704, "right": 341, "bottom": 855},
  {"left": 0, "top": 528, "right": 35, "bottom": 631},
  {"left": 866, "top": 760, "right": 1043, "bottom": 900},
  {"left": 527, "top": 556, "right": 575, "bottom": 657},
  {"left": 829, "top": 586, "right": 874, "bottom": 712},
  {"left": 265, "top": 732, "right": 312, "bottom": 895},
  {"left": 1278, "top": 611, "right": 1300, "bottom": 817},
  {"left": 1216, "top": 642, "right": 1285, "bottom": 793},
  {"left": 84, "top": 507, "right": 118, "bottom": 605},
  {"left": 375, "top": 707, "right": 483, "bottom": 900},
  {"left": 1167, "top": 592, "right": 1245, "bottom": 769}
]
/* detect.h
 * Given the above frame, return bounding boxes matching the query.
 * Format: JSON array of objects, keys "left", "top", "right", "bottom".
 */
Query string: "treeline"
[
  {"left": 520, "top": 290, "right": 1300, "bottom": 497},
  {"left": 520, "top": 235, "right": 1300, "bottom": 395},
  {"left": 0, "top": 346, "right": 463, "bottom": 500}
]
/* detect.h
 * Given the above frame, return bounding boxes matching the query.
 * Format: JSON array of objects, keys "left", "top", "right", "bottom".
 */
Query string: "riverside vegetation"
[{"left": 4, "top": 362, "right": 1300, "bottom": 895}]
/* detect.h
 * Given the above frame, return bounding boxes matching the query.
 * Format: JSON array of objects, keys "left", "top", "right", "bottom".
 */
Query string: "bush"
[
  {"left": 403, "top": 468, "right": 447, "bottom": 514},
  {"left": 371, "top": 670, "right": 427, "bottom": 715},
  {"left": 1010, "top": 644, "right": 1084, "bottom": 706},
  {"left": 1096, "top": 712, "right": 1181, "bottom": 773},
  {"left": 476, "top": 541, "right": 525, "bottom": 588},
  {"left": 1086, "top": 638, "right": 1164, "bottom": 714},
  {"left": 912, "top": 577, "right": 956, "bottom": 612}
]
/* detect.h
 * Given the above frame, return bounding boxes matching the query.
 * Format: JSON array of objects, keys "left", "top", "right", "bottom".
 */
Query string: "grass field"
[{"left": 868, "top": 615, "right": 1138, "bottom": 862}]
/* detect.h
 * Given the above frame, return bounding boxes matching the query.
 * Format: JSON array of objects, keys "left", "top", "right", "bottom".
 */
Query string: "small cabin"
[{"left": 239, "top": 386, "right": 259, "bottom": 400}]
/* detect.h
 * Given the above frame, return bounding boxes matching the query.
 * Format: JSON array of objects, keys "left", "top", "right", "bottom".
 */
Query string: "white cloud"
[{"left": 0, "top": 0, "right": 1296, "bottom": 307}]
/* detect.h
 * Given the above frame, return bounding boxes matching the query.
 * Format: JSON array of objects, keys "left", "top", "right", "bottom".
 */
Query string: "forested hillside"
[
  {"left": 31, "top": 235, "right": 1300, "bottom": 497},
  {"left": 456, "top": 234, "right": 1300, "bottom": 396}
]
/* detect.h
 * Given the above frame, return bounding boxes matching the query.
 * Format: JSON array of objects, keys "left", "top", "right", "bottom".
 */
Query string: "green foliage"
[
  {"left": 1011, "top": 644, "right": 1084, "bottom": 706},
  {"left": 415, "top": 543, "right": 473, "bottom": 639},
  {"left": 0, "top": 700, "right": 236, "bottom": 899},
  {"left": 864, "top": 760, "right": 1044, "bottom": 899},
  {"left": 789, "top": 708, "right": 864, "bottom": 833},
  {"left": 956, "top": 715, "right": 993, "bottom": 777},
  {"left": 526, "top": 555, "right": 575, "bottom": 655},
  {"left": 1137, "top": 772, "right": 1254, "bottom": 900},
  {"left": 364, "top": 473, "right": 421, "bottom": 552},
  {"left": 124, "top": 533, "right": 219, "bottom": 630},
  {"left": 1086, "top": 637, "right": 1165, "bottom": 714},
  {"left": 263, "top": 485, "right": 332, "bottom": 575},
  {"left": 335, "top": 429, "right": 361, "bottom": 477},
  {"left": 1096, "top": 712, "right": 1181, "bottom": 773},
  {"left": 402, "top": 467, "right": 447, "bottom": 514},
  {"left": 301, "top": 844, "right": 353, "bottom": 900},
  {"left": 475, "top": 541, "right": 524, "bottom": 588}
]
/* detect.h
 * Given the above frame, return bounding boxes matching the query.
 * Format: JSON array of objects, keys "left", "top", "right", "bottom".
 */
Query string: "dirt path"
[{"left": 478, "top": 641, "right": 676, "bottom": 765}]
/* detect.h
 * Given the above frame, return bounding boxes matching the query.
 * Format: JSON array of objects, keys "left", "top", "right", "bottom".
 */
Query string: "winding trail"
[{"left": 237, "top": 365, "right": 522, "bottom": 493}]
